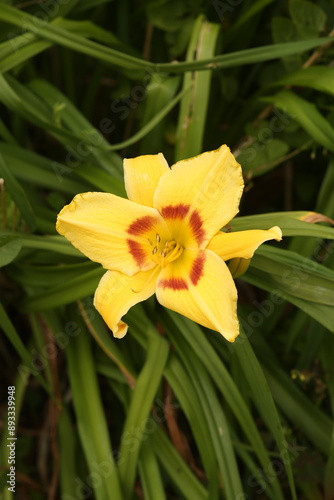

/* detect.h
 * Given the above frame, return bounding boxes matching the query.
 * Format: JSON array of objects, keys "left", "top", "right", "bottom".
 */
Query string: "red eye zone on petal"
[
  {"left": 159, "top": 277, "right": 188, "bottom": 290},
  {"left": 161, "top": 204, "right": 190, "bottom": 219},
  {"left": 127, "top": 239, "right": 146, "bottom": 266},
  {"left": 190, "top": 253, "right": 205, "bottom": 285},
  {"left": 189, "top": 211, "right": 205, "bottom": 244},
  {"left": 127, "top": 216, "right": 156, "bottom": 235}
]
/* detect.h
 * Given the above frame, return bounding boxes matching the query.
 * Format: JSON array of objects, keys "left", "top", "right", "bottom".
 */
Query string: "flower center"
[{"left": 149, "top": 233, "right": 183, "bottom": 268}]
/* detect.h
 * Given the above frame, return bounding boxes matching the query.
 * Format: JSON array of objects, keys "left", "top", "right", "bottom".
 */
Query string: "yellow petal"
[
  {"left": 207, "top": 226, "right": 282, "bottom": 261},
  {"left": 94, "top": 268, "right": 158, "bottom": 338},
  {"left": 56, "top": 192, "right": 169, "bottom": 275},
  {"left": 124, "top": 153, "right": 169, "bottom": 207},
  {"left": 153, "top": 145, "right": 244, "bottom": 248},
  {"left": 156, "top": 249, "right": 239, "bottom": 342},
  {"left": 228, "top": 258, "right": 251, "bottom": 278}
]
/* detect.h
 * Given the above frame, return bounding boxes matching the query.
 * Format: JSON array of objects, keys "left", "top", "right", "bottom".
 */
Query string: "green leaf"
[
  {"left": 118, "top": 334, "right": 169, "bottom": 498},
  {"left": 76, "top": 164, "right": 126, "bottom": 196},
  {"left": 7, "top": 233, "right": 83, "bottom": 257},
  {"left": 251, "top": 245, "right": 334, "bottom": 305},
  {"left": 91, "top": 306, "right": 208, "bottom": 500},
  {"left": 0, "top": 142, "right": 89, "bottom": 195},
  {"left": 58, "top": 408, "right": 80, "bottom": 499},
  {"left": 0, "top": 14, "right": 135, "bottom": 74},
  {"left": 106, "top": 85, "right": 190, "bottom": 151},
  {"left": 163, "top": 357, "right": 220, "bottom": 495},
  {"left": 237, "top": 138, "right": 289, "bottom": 176},
  {"left": 225, "top": 0, "right": 276, "bottom": 40},
  {"left": 160, "top": 38, "right": 334, "bottom": 73},
  {"left": 231, "top": 211, "right": 334, "bottom": 239},
  {"left": 175, "top": 15, "right": 220, "bottom": 160},
  {"left": 272, "top": 16, "right": 298, "bottom": 45},
  {"left": 0, "top": 36, "right": 51, "bottom": 73},
  {"left": 138, "top": 439, "right": 166, "bottom": 500},
  {"left": 66, "top": 313, "right": 123, "bottom": 500},
  {"left": 270, "top": 66, "right": 334, "bottom": 97},
  {"left": 289, "top": 0, "right": 327, "bottom": 39},
  {"left": 8, "top": 261, "right": 97, "bottom": 288},
  {"left": 0, "top": 74, "right": 98, "bottom": 156},
  {"left": 151, "top": 428, "right": 207, "bottom": 500},
  {"left": 146, "top": 0, "right": 188, "bottom": 31},
  {"left": 21, "top": 267, "right": 104, "bottom": 311},
  {"left": 158, "top": 38, "right": 334, "bottom": 73},
  {"left": 0, "top": 119, "right": 17, "bottom": 144},
  {"left": 164, "top": 311, "right": 285, "bottom": 500},
  {"left": 166, "top": 327, "right": 245, "bottom": 499},
  {"left": 0, "top": 153, "right": 36, "bottom": 231},
  {"left": 27, "top": 79, "right": 123, "bottom": 177},
  {"left": 128, "top": 309, "right": 221, "bottom": 494},
  {"left": 139, "top": 74, "right": 181, "bottom": 154},
  {"left": 0, "top": 5, "right": 332, "bottom": 73},
  {"left": 250, "top": 334, "right": 333, "bottom": 455},
  {"left": 271, "top": 15, "right": 301, "bottom": 72},
  {"left": 231, "top": 336, "right": 297, "bottom": 500},
  {"left": 0, "top": 4, "right": 149, "bottom": 71},
  {"left": 0, "top": 302, "right": 52, "bottom": 395},
  {"left": 0, "top": 235, "right": 21, "bottom": 267},
  {"left": 262, "top": 90, "right": 334, "bottom": 152},
  {"left": 243, "top": 266, "right": 334, "bottom": 333},
  {"left": 0, "top": 73, "right": 51, "bottom": 126},
  {"left": 78, "top": 299, "right": 136, "bottom": 386}
]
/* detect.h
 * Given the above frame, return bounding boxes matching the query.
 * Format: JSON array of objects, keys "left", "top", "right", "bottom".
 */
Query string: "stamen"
[
  {"left": 148, "top": 238, "right": 152, "bottom": 245},
  {"left": 150, "top": 236, "right": 183, "bottom": 268}
]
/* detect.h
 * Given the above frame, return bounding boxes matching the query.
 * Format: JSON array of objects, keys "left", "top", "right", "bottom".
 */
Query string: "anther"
[
  {"left": 152, "top": 246, "right": 157, "bottom": 255},
  {"left": 156, "top": 233, "right": 161, "bottom": 242},
  {"left": 148, "top": 238, "right": 152, "bottom": 245},
  {"left": 161, "top": 251, "right": 166, "bottom": 257}
]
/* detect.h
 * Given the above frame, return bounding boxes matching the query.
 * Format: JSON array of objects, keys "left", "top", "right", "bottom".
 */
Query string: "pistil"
[{"left": 148, "top": 233, "right": 183, "bottom": 268}]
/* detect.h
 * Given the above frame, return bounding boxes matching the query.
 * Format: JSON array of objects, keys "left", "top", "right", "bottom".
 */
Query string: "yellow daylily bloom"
[{"left": 56, "top": 145, "right": 282, "bottom": 342}]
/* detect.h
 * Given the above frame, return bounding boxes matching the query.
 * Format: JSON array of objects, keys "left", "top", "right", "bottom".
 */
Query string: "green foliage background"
[{"left": 1, "top": 0, "right": 334, "bottom": 498}]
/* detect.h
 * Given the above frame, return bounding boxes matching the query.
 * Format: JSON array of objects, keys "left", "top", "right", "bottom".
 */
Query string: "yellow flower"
[{"left": 56, "top": 145, "right": 282, "bottom": 342}]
